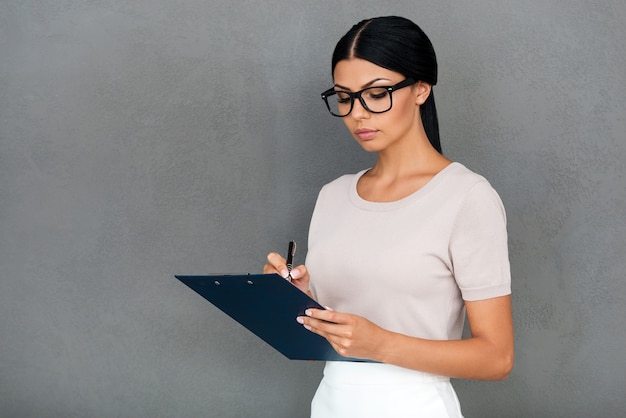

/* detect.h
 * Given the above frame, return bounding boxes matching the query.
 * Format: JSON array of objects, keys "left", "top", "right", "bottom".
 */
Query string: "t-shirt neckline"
[{"left": 349, "top": 162, "right": 459, "bottom": 211}]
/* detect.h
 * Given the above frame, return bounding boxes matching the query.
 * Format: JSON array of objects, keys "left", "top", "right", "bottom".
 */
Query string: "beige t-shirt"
[{"left": 306, "top": 162, "right": 511, "bottom": 341}]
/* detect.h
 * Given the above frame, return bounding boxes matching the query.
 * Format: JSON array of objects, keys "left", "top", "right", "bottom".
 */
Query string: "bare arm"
[{"left": 299, "top": 295, "right": 514, "bottom": 380}]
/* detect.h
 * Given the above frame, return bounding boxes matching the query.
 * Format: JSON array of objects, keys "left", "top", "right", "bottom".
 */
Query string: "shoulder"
[
  {"left": 442, "top": 162, "right": 491, "bottom": 190},
  {"left": 442, "top": 162, "right": 502, "bottom": 202},
  {"left": 436, "top": 163, "right": 506, "bottom": 223}
]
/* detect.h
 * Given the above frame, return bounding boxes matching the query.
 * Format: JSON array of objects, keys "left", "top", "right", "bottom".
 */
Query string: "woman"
[{"left": 264, "top": 16, "right": 513, "bottom": 417}]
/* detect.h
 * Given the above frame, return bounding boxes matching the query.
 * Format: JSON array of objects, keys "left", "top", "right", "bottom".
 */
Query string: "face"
[{"left": 332, "top": 58, "right": 430, "bottom": 153}]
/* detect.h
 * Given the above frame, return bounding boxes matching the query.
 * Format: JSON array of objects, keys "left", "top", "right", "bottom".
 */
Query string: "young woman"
[{"left": 264, "top": 16, "right": 513, "bottom": 417}]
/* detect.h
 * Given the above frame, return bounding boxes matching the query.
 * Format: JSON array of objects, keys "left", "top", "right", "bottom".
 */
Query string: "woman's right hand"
[{"left": 263, "top": 252, "right": 311, "bottom": 295}]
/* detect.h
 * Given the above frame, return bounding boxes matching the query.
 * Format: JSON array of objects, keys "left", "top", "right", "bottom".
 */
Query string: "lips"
[{"left": 355, "top": 128, "right": 378, "bottom": 141}]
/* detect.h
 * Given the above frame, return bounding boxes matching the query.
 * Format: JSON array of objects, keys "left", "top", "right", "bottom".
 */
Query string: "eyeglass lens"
[{"left": 326, "top": 87, "right": 392, "bottom": 117}]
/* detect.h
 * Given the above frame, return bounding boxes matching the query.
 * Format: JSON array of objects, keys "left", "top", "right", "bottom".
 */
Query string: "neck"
[{"left": 370, "top": 133, "right": 447, "bottom": 179}]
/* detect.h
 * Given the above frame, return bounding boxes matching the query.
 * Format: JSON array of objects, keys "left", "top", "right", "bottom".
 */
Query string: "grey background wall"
[{"left": 1, "top": 1, "right": 624, "bottom": 417}]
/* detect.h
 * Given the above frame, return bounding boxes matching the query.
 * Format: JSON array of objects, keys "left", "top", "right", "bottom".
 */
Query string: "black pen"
[{"left": 286, "top": 240, "right": 296, "bottom": 281}]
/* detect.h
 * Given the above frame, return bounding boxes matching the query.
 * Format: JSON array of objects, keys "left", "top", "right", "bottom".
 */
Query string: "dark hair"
[{"left": 332, "top": 16, "right": 442, "bottom": 153}]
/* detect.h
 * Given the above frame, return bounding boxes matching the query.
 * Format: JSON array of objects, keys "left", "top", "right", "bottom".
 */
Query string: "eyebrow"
[{"left": 334, "top": 78, "right": 392, "bottom": 91}]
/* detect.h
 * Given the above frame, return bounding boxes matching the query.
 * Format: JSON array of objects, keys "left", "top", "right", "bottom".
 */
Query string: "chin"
[{"left": 356, "top": 140, "right": 385, "bottom": 153}]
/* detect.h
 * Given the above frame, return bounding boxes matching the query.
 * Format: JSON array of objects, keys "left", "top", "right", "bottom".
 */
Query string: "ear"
[{"left": 414, "top": 82, "right": 432, "bottom": 106}]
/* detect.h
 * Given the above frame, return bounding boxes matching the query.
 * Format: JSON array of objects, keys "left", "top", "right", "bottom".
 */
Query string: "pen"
[{"left": 286, "top": 240, "right": 296, "bottom": 281}]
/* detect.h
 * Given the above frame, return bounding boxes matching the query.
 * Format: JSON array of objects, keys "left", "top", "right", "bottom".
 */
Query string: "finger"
[
  {"left": 266, "top": 252, "right": 289, "bottom": 278},
  {"left": 297, "top": 315, "right": 329, "bottom": 334},
  {"left": 288, "top": 264, "right": 308, "bottom": 280},
  {"left": 297, "top": 315, "right": 342, "bottom": 340},
  {"left": 262, "top": 252, "right": 282, "bottom": 274},
  {"left": 305, "top": 308, "right": 340, "bottom": 323},
  {"left": 262, "top": 263, "right": 277, "bottom": 274}
]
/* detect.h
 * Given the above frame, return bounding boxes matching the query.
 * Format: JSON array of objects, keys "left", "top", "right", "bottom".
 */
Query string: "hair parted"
[{"left": 331, "top": 16, "right": 442, "bottom": 153}]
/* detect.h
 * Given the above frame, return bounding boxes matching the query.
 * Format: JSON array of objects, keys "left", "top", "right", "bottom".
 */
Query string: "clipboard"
[{"left": 175, "top": 273, "right": 365, "bottom": 361}]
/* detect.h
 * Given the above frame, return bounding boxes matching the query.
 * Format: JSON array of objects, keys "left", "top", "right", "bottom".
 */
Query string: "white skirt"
[{"left": 310, "top": 362, "right": 464, "bottom": 418}]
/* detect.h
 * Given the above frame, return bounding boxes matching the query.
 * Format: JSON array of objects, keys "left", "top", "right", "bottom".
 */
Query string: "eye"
[
  {"left": 365, "top": 88, "right": 389, "bottom": 101},
  {"left": 336, "top": 91, "right": 352, "bottom": 104}
]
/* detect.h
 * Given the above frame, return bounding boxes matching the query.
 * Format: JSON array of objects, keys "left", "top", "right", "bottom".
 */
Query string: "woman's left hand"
[{"left": 297, "top": 308, "right": 389, "bottom": 361}]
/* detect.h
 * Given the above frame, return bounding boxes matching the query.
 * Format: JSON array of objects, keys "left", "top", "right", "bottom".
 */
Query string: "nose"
[{"left": 349, "top": 97, "right": 370, "bottom": 120}]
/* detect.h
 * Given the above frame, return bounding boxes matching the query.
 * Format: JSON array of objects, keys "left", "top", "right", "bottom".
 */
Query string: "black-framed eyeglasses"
[{"left": 321, "top": 78, "right": 416, "bottom": 117}]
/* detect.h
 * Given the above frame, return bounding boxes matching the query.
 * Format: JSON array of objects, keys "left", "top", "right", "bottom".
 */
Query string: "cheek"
[
  {"left": 386, "top": 100, "right": 417, "bottom": 129},
  {"left": 394, "top": 95, "right": 419, "bottom": 119},
  {"left": 342, "top": 117, "right": 357, "bottom": 132}
]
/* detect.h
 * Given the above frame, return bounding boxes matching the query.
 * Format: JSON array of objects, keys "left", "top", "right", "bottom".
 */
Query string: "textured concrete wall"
[{"left": 1, "top": 1, "right": 624, "bottom": 417}]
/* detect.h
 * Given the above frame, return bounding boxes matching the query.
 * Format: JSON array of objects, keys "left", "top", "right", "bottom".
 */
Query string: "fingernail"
[
  {"left": 304, "top": 324, "right": 312, "bottom": 331},
  {"left": 290, "top": 269, "right": 300, "bottom": 279},
  {"left": 325, "top": 306, "right": 334, "bottom": 311},
  {"left": 296, "top": 316, "right": 304, "bottom": 324},
  {"left": 305, "top": 309, "right": 312, "bottom": 316},
  {"left": 280, "top": 269, "right": 289, "bottom": 278}
]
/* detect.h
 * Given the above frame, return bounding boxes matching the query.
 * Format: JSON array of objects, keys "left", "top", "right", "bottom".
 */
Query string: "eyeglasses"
[{"left": 321, "top": 78, "right": 416, "bottom": 117}]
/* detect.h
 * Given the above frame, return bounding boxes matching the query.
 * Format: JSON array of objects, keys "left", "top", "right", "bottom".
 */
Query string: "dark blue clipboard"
[{"left": 175, "top": 273, "right": 364, "bottom": 361}]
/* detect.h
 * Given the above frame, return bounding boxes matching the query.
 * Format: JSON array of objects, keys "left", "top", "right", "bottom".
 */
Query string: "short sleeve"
[{"left": 449, "top": 181, "right": 511, "bottom": 301}]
